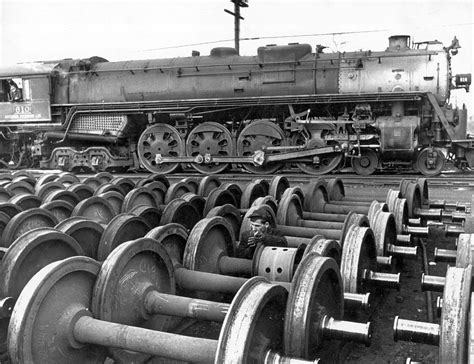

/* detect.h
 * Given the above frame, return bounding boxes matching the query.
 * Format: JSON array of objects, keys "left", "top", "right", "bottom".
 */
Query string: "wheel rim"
[
  {"left": 237, "top": 120, "right": 285, "bottom": 174},
  {"left": 351, "top": 149, "right": 379, "bottom": 175},
  {"left": 416, "top": 148, "right": 445, "bottom": 176},
  {"left": 292, "top": 132, "right": 343, "bottom": 175},
  {"left": 138, "top": 124, "right": 184, "bottom": 174},
  {"left": 185, "top": 122, "right": 233, "bottom": 174}
]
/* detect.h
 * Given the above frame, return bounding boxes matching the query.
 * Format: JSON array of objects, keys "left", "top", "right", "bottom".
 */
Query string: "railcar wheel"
[
  {"left": 160, "top": 199, "right": 201, "bottom": 230},
  {"left": 145, "top": 223, "right": 188, "bottom": 266},
  {"left": 128, "top": 205, "right": 162, "bottom": 228},
  {"left": 137, "top": 124, "right": 184, "bottom": 174},
  {"left": 7, "top": 257, "right": 106, "bottom": 363},
  {"left": 67, "top": 183, "right": 94, "bottom": 200},
  {"left": 9, "top": 194, "right": 41, "bottom": 210},
  {"left": 416, "top": 147, "right": 445, "bottom": 176},
  {"left": 268, "top": 175, "right": 289, "bottom": 201},
  {"left": 71, "top": 197, "right": 115, "bottom": 224},
  {"left": 56, "top": 217, "right": 105, "bottom": 259},
  {"left": 216, "top": 279, "right": 288, "bottom": 363},
  {"left": 40, "top": 201, "right": 74, "bottom": 223},
  {"left": 351, "top": 149, "right": 379, "bottom": 175},
  {"left": 220, "top": 183, "right": 242, "bottom": 208},
  {"left": 181, "top": 193, "right": 206, "bottom": 217},
  {"left": 206, "top": 204, "right": 242, "bottom": 241},
  {"left": 121, "top": 187, "right": 160, "bottom": 212},
  {"left": 92, "top": 238, "right": 175, "bottom": 363},
  {"left": 1, "top": 208, "right": 58, "bottom": 248},
  {"left": 283, "top": 253, "right": 344, "bottom": 358},
  {"left": 186, "top": 122, "right": 233, "bottom": 174},
  {"left": 96, "top": 214, "right": 151, "bottom": 261},
  {"left": 237, "top": 120, "right": 285, "bottom": 174},
  {"left": 164, "top": 181, "right": 192, "bottom": 203},
  {"left": 96, "top": 191, "right": 124, "bottom": 214},
  {"left": 292, "top": 133, "right": 343, "bottom": 175},
  {"left": 203, "top": 188, "right": 237, "bottom": 216}
]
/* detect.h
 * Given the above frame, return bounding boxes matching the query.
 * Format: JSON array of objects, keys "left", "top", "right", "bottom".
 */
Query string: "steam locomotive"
[{"left": 0, "top": 35, "right": 471, "bottom": 175}]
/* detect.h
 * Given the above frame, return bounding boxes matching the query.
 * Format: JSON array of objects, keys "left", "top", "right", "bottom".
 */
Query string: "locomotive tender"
[{"left": 0, "top": 35, "right": 471, "bottom": 176}]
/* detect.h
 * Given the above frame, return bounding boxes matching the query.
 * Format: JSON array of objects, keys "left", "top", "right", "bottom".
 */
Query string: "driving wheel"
[
  {"left": 186, "top": 122, "right": 233, "bottom": 174},
  {"left": 137, "top": 124, "right": 184, "bottom": 174},
  {"left": 292, "top": 131, "right": 343, "bottom": 175},
  {"left": 237, "top": 120, "right": 286, "bottom": 174}
]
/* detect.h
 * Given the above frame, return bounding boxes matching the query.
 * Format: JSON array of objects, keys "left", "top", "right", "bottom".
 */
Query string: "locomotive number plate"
[{"left": 14, "top": 104, "right": 32, "bottom": 114}]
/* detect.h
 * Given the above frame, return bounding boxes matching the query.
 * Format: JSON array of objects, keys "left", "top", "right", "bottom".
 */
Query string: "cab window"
[
  {"left": 0, "top": 80, "right": 9, "bottom": 102},
  {"left": 5, "top": 78, "right": 24, "bottom": 102}
]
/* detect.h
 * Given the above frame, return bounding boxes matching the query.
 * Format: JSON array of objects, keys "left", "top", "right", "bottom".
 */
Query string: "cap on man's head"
[{"left": 249, "top": 207, "right": 269, "bottom": 222}]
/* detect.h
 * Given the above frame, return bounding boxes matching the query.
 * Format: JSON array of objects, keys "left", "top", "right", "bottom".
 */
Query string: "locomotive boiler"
[{"left": 0, "top": 35, "right": 471, "bottom": 175}]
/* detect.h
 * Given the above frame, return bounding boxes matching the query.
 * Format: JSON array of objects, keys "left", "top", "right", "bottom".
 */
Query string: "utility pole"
[{"left": 224, "top": 0, "right": 249, "bottom": 55}]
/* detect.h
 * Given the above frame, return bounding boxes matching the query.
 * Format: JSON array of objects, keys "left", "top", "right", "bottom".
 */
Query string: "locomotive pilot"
[{"left": 236, "top": 207, "right": 288, "bottom": 259}]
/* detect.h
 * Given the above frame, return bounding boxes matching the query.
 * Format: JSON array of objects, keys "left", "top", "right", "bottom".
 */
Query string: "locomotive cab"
[{"left": 0, "top": 64, "right": 54, "bottom": 125}]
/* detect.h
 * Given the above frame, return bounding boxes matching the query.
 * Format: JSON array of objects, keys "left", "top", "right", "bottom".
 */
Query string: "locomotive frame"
[{"left": 0, "top": 35, "right": 471, "bottom": 176}]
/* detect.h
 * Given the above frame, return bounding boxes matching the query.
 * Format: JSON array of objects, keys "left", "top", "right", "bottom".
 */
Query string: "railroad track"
[{"left": 11, "top": 169, "right": 474, "bottom": 188}]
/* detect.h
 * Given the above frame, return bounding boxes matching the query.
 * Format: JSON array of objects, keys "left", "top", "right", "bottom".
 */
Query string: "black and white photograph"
[{"left": 0, "top": 0, "right": 473, "bottom": 363}]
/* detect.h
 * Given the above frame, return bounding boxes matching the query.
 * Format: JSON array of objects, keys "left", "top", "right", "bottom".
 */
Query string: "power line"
[{"left": 139, "top": 22, "right": 474, "bottom": 53}]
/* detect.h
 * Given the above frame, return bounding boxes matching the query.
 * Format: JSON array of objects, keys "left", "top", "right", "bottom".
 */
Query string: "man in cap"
[{"left": 236, "top": 207, "right": 288, "bottom": 260}]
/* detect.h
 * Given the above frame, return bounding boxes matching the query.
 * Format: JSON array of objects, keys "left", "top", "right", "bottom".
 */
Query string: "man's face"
[{"left": 250, "top": 218, "right": 268, "bottom": 237}]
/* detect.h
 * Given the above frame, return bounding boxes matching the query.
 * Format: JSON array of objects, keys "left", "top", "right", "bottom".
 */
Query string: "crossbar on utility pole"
[{"left": 224, "top": 0, "right": 249, "bottom": 55}]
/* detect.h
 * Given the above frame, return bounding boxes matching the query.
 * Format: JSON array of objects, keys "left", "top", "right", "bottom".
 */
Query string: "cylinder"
[
  {"left": 73, "top": 314, "right": 218, "bottom": 362},
  {"left": 408, "top": 218, "right": 421, "bottom": 226},
  {"left": 218, "top": 256, "right": 253, "bottom": 276},
  {"left": 297, "top": 218, "right": 344, "bottom": 230},
  {"left": 387, "top": 244, "right": 418, "bottom": 258},
  {"left": 414, "top": 208, "right": 442, "bottom": 221},
  {"left": 445, "top": 225, "right": 464, "bottom": 237},
  {"left": 393, "top": 316, "right": 440, "bottom": 346},
  {"left": 286, "top": 236, "right": 311, "bottom": 248},
  {"left": 255, "top": 246, "right": 302, "bottom": 282},
  {"left": 450, "top": 211, "right": 467, "bottom": 223},
  {"left": 428, "top": 199, "right": 467, "bottom": 212},
  {"left": 144, "top": 291, "right": 229, "bottom": 322},
  {"left": 421, "top": 274, "right": 445, "bottom": 292},
  {"left": 302, "top": 211, "right": 347, "bottom": 222},
  {"left": 338, "top": 193, "right": 389, "bottom": 203},
  {"left": 278, "top": 224, "right": 341, "bottom": 240},
  {"left": 320, "top": 315, "right": 372, "bottom": 346},
  {"left": 343, "top": 292, "right": 372, "bottom": 313},
  {"left": 397, "top": 234, "right": 412, "bottom": 244},
  {"left": 326, "top": 200, "right": 372, "bottom": 208},
  {"left": 376, "top": 256, "right": 393, "bottom": 266},
  {"left": 363, "top": 270, "right": 400, "bottom": 289},
  {"left": 404, "top": 226, "right": 429, "bottom": 237},
  {"left": 434, "top": 248, "right": 456, "bottom": 263},
  {"left": 264, "top": 351, "right": 320, "bottom": 364},
  {"left": 321, "top": 202, "right": 370, "bottom": 215},
  {"left": 175, "top": 266, "right": 247, "bottom": 294}
]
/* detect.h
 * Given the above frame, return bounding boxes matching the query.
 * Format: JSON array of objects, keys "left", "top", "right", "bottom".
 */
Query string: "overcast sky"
[{"left": 1, "top": 0, "right": 472, "bottom": 110}]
